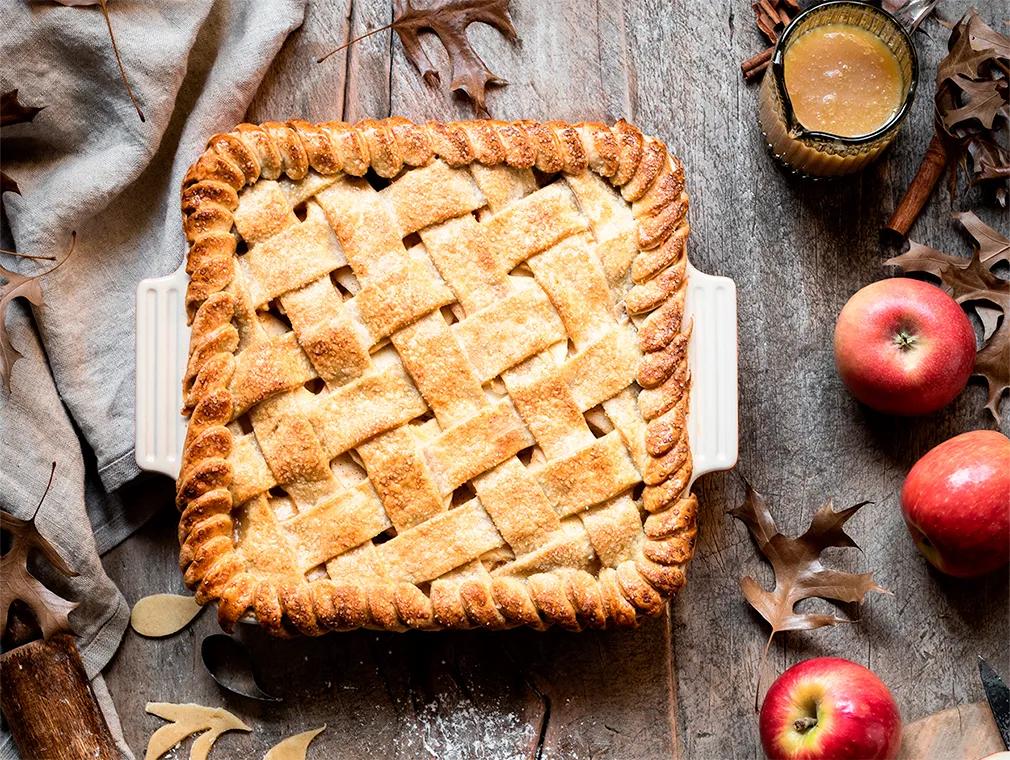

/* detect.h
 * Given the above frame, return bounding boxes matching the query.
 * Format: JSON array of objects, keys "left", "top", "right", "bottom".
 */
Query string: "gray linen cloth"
[{"left": 1, "top": 0, "right": 306, "bottom": 756}]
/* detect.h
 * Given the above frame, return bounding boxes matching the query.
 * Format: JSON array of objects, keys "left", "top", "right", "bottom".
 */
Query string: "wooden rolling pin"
[{"left": 0, "top": 629, "right": 119, "bottom": 759}]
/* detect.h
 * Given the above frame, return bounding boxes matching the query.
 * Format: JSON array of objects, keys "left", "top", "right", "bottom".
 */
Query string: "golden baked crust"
[{"left": 177, "top": 118, "right": 696, "bottom": 636}]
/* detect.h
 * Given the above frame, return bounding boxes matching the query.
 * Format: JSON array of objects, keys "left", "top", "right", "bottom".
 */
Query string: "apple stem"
[{"left": 793, "top": 716, "right": 818, "bottom": 733}]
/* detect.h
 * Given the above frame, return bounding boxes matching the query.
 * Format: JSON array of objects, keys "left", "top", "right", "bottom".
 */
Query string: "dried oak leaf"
[
  {"left": 264, "top": 727, "right": 326, "bottom": 760},
  {"left": 935, "top": 10, "right": 1009, "bottom": 205},
  {"left": 731, "top": 479, "right": 887, "bottom": 652},
  {"left": 320, "top": 0, "right": 518, "bottom": 115},
  {"left": 943, "top": 75, "right": 1007, "bottom": 132},
  {"left": 393, "top": 0, "right": 518, "bottom": 113},
  {"left": 886, "top": 212, "right": 1010, "bottom": 420},
  {"left": 0, "top": 89, "right": 42, "bottom": 127},
  {"left": 145, "top": 702, "right": 250, "bottom": 760},
  {"left": 1, "top": 89, "right": 44, "bottom": 205},
  {"left": 0, "top": 232, "right": 75, "bottom": 393},
  {"left": 0, "top": 463, "right": 79, "bottom": 640},
  {"left": 53, "top": 0, "right": 144, "bottom": 121}
]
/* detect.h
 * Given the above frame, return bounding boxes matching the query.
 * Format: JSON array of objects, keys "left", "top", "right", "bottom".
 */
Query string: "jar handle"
[{"left": 879, "top": 0, "right": 934, "bottom": 31}]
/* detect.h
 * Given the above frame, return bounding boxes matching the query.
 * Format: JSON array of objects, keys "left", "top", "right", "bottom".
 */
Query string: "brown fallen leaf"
[
  {"left": 935, "top": 10, "right": 1009, "bottom": 206},
  {"left": 318, "top": 0, "right": 518, "bottom": 115},
  {"left": 145, "top": 702, "right": 250, "bottom": 760},
  {"left": 730, "top": 479, "right": 887, "bottom": 655},
  {"left": 0, "top": 89, "right": 43, "bottom": 128},
  {"left": 1, "top": 89, "right": 44, "bottom": 209},
  {"left": 0, "top": 463, "right": 79, "bottom": 640},
  {"left": 957, "top": 210, "right": 1010, "bottom": 267},
  {"left": 887, "top": 9, "right": 1008, "bottom": 234},
  {"left": 886, "top": 212, "right": 1010, "bottom": 420},
  {"left": 54, "top": 0, "right": 145, "bottom": 122},
  {"left": 0, "top": 232, "right": 75, "bottom": 393}
]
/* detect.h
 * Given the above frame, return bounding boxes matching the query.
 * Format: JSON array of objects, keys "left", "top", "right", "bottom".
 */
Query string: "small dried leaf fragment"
[
  {"left": 1, "top": 232, "right": 75, "bottom": 392},
  {"left": 130, "top": 593, "right": 203, "bottom": 638},
  {"left": 145, "top": 702, "right": 250, "bottom": 760},
  {"left": 1, "top": 89, "right": 44, "bottom": 204},
  {"left": 956, "top": 210, "right": 1010, "bottom": 267},
  {"left": 731, "top": 479, "right": 887, "bottom": 649},
  {"left": 264, "top": 727, "right": 326, "bottom": 760},
  {"left": 886, "top": 212, "right": 1010, "bottom": 420},
  {"left": 0, "top": 89, "right": 43, "bottom": 128},
  {"left": 0, "top": 463, "right": 79, "bottom": 639}
]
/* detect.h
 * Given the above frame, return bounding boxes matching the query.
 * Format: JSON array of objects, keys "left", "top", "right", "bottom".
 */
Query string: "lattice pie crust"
[{"left": 177, "top": 118, "right": 697, "bottom": 635}]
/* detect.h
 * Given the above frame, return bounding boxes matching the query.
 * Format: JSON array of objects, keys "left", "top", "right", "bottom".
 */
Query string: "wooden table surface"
[{"left": 102, "top": 1, "right": 1009, "bottom": 758}]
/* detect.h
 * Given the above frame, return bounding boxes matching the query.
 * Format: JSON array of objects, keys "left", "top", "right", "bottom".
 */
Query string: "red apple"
[
  {"left": 901, "top": 430, "right": 1010, "bottom": 578},
  {"left": 760, "top": 657, "right": 901, "bottom": 760},
  {"left": 833, "top": 279, "right": 975, "bottom": 415}
]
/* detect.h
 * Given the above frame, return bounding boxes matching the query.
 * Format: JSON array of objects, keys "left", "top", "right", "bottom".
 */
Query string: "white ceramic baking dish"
[{"left": 135, "top": 261, "right": 738, "bottom": 484}]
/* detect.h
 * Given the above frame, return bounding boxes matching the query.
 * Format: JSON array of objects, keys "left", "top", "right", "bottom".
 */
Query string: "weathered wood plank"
[
  {"left": 388, "top": 0, "right": 633, "bottom": 122},
  {"left": 247, "top": 0, "right": 353, "bottom": 122},
  {"left": 898, "top": 702, "right": 1004, "bottom": 760}
]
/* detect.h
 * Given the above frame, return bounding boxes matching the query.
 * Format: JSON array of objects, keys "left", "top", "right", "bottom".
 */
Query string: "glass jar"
[{"left": 758, "top": 1, "right": 918, "bottom": 177}]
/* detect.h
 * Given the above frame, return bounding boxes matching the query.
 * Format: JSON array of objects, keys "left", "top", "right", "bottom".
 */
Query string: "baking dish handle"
[
  {"left": 135, "top": 266, "right": 190, "bottom": 477},
  {"left": 135, "top": 263, "right": 738, "bottom": 483},
  {"left": 685, "top": 262, "right": 739, "bottom": 485}
]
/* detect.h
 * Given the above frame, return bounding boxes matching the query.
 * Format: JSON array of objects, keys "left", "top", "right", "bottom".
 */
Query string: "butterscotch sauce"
[{"left": 783, "top": 24, "right": 903, "bottom": 137}]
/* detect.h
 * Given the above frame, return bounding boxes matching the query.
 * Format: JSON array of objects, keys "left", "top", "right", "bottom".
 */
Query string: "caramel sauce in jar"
[
  {"left": 784, "top": 24, "right": 904, "bottom": 138},
  {"left": 757, "top": 1, "right": 917, "bottom": 177}
]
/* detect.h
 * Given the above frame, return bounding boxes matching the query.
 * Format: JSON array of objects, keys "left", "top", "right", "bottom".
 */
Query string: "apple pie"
[{"left": 176, "top": 118, "right": 697, "bottom": 635}]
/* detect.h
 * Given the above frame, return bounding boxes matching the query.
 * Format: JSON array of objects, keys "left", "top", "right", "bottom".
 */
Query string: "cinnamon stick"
[
  {"left": 743, "top": 0, "right": 798, "bottom": 82},
  {"left": 885, "top": 133, "right": 950, "bottom": 237},
  {"left": 742, "top": 46, "right": 775, "bottom": 81}
]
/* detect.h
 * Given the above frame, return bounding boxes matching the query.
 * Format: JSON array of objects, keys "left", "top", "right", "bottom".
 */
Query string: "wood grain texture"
[
  {"left": 898, "top": 702, "right": 1004, "bottom": 760},
  {"left": 103, "top": 0, "right": 1009, "bottom": 757},
  {"left": 1, "top": 634, "right": 119, "bottom": 760}
]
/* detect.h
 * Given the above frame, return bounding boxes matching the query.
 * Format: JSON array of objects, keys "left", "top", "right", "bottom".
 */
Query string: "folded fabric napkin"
[{"left": 1, "top": 0, "right": 306, "bottom": 756}]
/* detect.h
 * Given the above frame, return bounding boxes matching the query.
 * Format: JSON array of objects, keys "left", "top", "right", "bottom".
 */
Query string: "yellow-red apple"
[
  {"left": 760, "top": 657, "right": 901, "bottom": 760},
  {"left": 901, "top": 430, "right": 1010, "bottom": 578},
  {"left": 833, "top": 279, "right": 975, "bottom": 415}
]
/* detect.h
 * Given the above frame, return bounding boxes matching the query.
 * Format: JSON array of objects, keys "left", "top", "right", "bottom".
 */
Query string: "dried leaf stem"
[
  {"left": 317, "top": 22, "right": 396, "bottom": 64},
  {"left": 96, "top": 0, "right": 144, "bottom": 122}
]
